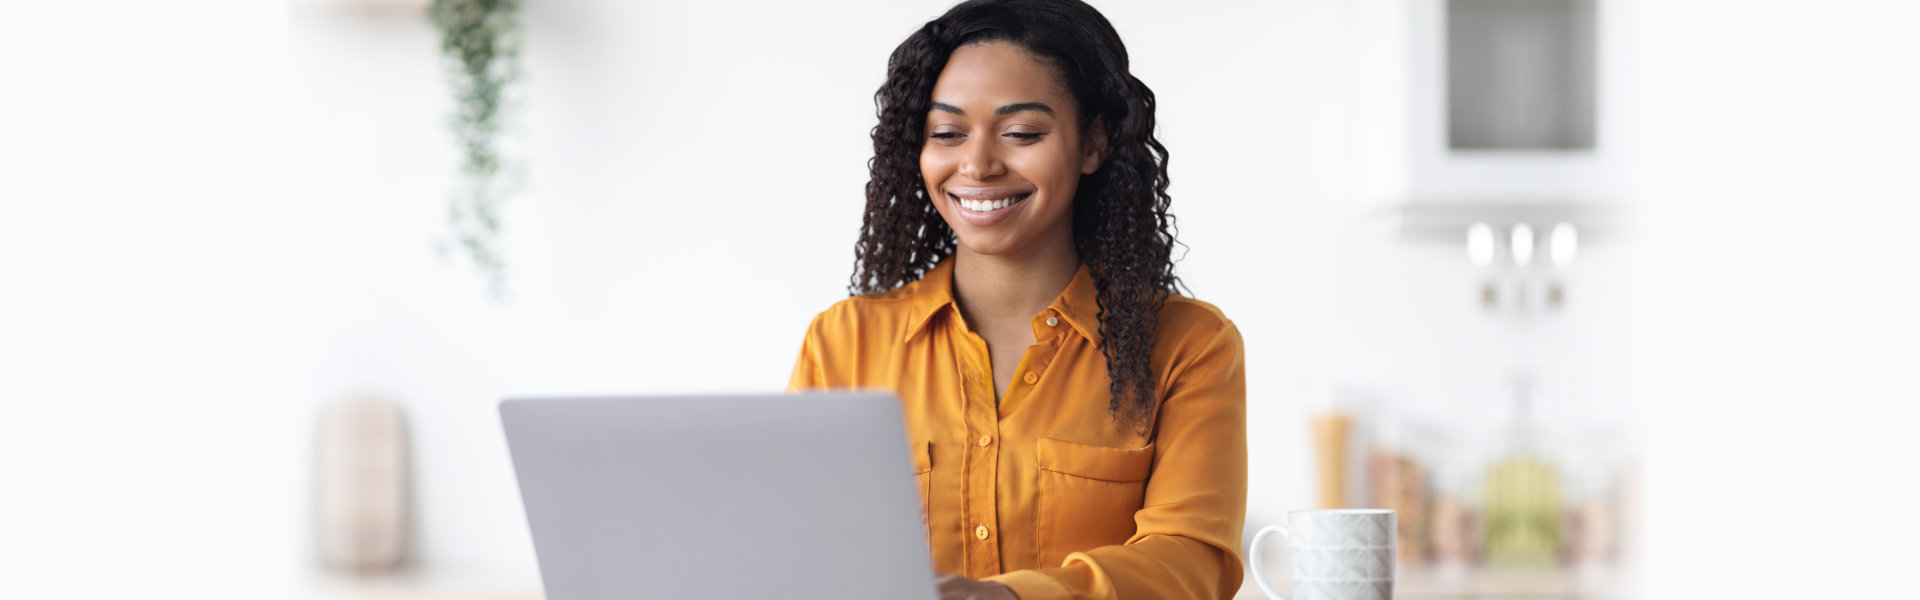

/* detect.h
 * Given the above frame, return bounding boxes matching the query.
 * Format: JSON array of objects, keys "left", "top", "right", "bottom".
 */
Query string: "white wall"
[
  {"left": 1623, "top": 2, "right": 1920, "bottom": 598},
  {"left": 1, "top": 1, "right": 305, "bottom": 596}
]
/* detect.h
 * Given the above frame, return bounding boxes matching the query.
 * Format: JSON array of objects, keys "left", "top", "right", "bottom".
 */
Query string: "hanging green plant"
[{"left": 428, "top": 0, "right": 522, "bottom": 297}]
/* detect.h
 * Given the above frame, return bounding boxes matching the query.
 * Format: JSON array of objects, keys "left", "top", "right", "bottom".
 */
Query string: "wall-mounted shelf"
[{"left": 1386, "top": 202, "right": 1625, "bottom": 245}]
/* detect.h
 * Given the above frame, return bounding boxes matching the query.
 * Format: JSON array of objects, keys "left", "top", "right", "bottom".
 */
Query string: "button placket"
[{"left": 958, "top": 330, "right": 1002, "bottom": 576}]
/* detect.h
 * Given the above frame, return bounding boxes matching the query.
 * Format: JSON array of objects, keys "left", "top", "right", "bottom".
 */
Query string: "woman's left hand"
[{"left": 935, "top": 573, "right": 1020, "bottom": 600}]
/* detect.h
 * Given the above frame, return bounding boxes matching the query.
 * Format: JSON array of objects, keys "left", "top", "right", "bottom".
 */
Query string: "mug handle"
[{"left": 1249, "top": 524, "right": 1290, "bottom": 600}]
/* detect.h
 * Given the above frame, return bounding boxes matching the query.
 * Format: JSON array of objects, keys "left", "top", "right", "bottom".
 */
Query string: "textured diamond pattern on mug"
[
  {"left": 1293, "top": 514, "right": 1394, "bottom": 546},
  {"left": 1289, "top": 546, "right": 1395, "bottom": 581},
  {"left": 1290, "top": 579, "right": 1393, "bottom": 600}
]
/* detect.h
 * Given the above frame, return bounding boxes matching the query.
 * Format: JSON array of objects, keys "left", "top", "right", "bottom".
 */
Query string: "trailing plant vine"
[{"left": 428, "top": 0, "right": 521, "bottom": 297}]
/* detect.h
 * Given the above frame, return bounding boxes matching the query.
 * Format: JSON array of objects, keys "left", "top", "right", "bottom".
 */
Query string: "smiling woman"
[
  {"left": 790, "top": 1, "right": 1247, "bottom": 600},
  {"left": 921, "top": 42, "right": 1100, "bottom": 260}
]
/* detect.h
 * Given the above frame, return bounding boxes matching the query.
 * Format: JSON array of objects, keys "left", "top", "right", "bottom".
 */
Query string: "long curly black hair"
[{"left": 848, "top": 0, "right": 1184, "bottom": 434}]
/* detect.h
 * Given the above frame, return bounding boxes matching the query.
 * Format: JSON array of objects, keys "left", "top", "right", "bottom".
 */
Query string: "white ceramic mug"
[{"left": 1249, "top": 509, "right": 1396, "bottom": 600}]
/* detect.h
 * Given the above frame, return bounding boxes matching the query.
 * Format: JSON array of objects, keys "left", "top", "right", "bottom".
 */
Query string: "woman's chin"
[{"left": 952, "top": 231, "right": 1027, "bottom": 258}]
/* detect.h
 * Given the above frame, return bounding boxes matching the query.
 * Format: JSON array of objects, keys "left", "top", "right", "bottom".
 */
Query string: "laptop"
[{"left": 500, "top": 393, "right": 937, "bottom": 600}]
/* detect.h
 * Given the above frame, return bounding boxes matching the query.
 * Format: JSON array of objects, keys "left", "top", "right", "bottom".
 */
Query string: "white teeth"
[{"left": 958, "top": 194, "right": 1027, "bottom": 213}]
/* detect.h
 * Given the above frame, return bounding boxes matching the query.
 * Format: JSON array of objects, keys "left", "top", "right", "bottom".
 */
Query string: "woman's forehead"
[{"left": 929, "top": 41, "right": 1071, "bottom": 115}]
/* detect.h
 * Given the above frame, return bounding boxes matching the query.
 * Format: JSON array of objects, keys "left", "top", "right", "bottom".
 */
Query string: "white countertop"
[{"left": 305, "top": 564, "right": 1632, "bottom": 600}]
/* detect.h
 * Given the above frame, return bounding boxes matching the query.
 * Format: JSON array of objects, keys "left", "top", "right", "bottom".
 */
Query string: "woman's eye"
[
  {"left": 1005, "top": 132, "right": 1045, "bottom": 141},
  {"left": 929, "top": 132, "right": 963, "bottom": 139}
]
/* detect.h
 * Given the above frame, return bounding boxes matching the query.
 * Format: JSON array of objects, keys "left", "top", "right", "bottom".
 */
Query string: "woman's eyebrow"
[
  {"left": 928, "top": 101, "right": 1056, "bottom": 117},
  {"left": 995, "top": 102, "right": 1054, "bottom": 116}
]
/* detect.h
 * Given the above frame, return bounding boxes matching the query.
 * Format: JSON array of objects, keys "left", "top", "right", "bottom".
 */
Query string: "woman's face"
[{"left": 921, "top": 41, "right": 1104, "bottom": 259}]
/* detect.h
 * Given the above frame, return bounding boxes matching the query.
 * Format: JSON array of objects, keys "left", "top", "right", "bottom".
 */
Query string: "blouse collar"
[{"left": 902, "top": 256, "right": 1103, "bottom": 346}]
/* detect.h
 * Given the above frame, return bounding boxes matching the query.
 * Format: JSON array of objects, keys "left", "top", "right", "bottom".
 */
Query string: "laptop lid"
[{"left": 500, "top": 393, "right": 936, "bottom": 600}]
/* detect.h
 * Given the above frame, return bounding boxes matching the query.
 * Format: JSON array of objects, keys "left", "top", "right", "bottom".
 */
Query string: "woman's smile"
[
  {"left": 951, "top": 191, "right": 1029, "bottom": 213},
  {"left": 948, "top": 186, "right": 1035, "bottom": 220}
]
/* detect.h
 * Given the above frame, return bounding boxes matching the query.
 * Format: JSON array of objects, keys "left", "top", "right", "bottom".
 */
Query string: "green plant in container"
[
  {"left": 429, "top": 0, "right": 521, "bottom": 297},
  {"left": 1482, "top": 455, "right": 1563, "bottom": 568}
]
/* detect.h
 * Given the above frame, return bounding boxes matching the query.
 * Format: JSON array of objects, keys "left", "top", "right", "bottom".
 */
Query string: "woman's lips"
[
  {"left": 952, "top": 192, "right": 1031, "bottom": 213},
  {"left": 947, "top": 190, "right": 1033, "bottom": 226}
]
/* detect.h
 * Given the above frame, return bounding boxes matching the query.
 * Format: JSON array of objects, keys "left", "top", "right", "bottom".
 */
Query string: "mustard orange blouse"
[{"left": 788, "top": 257, "right": 1248, "bottom": 600}]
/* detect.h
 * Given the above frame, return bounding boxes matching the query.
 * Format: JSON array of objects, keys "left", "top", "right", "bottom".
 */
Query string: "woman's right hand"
[{"left": 935, "top": 573, "right": 1020, "bottom": 600}]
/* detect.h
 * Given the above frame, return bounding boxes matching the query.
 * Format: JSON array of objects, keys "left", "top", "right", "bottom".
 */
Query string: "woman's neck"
[{"left": 951, "top": 233, "right": 1081, "bottom": 327}]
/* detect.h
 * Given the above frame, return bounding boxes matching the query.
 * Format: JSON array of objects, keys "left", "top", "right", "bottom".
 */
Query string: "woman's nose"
[{"left": 957, "top": 137, "right": 1004, "bottom": 181}]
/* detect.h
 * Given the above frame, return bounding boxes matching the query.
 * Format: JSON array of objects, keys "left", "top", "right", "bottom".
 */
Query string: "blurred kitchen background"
[{"left": 4, "top": 1, "right": 1917, "bottom": 599}]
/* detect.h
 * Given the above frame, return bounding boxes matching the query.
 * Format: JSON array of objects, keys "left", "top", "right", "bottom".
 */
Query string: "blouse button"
[
  {"left": 1045, "top": 316, "right": 1059, "bottom": 327},
  {"left": 977, "top": 435, "right": 993, "bottom": 447},
  {"left": 975, "top": 524, "right": 990, "bottom": 540},
  {"left": 1023, "top": 372, "right": 1039, "bottom": 385}
]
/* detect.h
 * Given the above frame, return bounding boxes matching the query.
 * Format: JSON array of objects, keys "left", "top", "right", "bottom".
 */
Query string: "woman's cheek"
[{"left": 919, "top": 149, "right": 951, "bottom": 187}]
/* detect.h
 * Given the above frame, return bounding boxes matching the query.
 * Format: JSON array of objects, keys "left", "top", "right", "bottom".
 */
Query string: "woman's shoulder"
[
  {"left": 803, "top": 280, "right": 938, "bottom": 338},
  {"left": 1160, "top": 294, "right": 1235, "bottom": 334},
  {"left": 1154, "top": 294, "right": 1241, "bottom": 355}
]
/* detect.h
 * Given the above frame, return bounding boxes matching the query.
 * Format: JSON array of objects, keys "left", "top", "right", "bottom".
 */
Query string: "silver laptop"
[{"left": 500, "top": 393, "right": 937, "bottom": 600}]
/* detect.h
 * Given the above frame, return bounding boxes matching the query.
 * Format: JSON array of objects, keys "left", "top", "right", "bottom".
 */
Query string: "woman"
[{"left": 788, "top": 1, "right": 1246, "bottom": 598}]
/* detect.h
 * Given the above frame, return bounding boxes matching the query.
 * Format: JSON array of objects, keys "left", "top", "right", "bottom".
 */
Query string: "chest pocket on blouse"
[{"left": 1035, "top": 437, "right": 1155, "bottom": 567}]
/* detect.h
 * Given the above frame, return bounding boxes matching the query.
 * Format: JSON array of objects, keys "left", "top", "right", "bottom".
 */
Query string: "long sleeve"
[
  {"left": 985, "top": 322, "right": 1249, "bottom": 600},
  {"left": 787, "top": 311, "right": 830, "bottom": 391}
]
